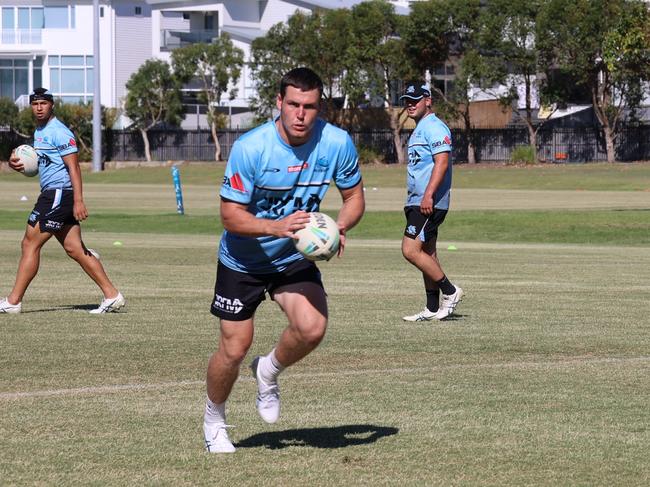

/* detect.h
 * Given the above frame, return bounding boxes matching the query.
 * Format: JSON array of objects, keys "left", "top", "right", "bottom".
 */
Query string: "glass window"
[
  {"left": 44, "top": 6, "right": 68, "bottom": 28},
  {"left": 0, "top": 70, "right": 13, "bottom": 98},
  {"left": 2, "top": 7, "right": 14, "bottom": 28},
  {"left": 14, "top": 60, "right": 27, "bottom": 67},
  {"left": 0, "top": 60, "right": 13, "bottom": 67},
  {"left": 86, "top": 68, "right": 93, "bottom": 90},
  {"left": 32, "top": 8, "right": 44, "bottom": 29},
  {"left": 135, "top": 6, "right": 142, "bottom": 16},
  {"left": 50, "top": 68, "right": 60, "bottom": 91},
  {"left": 48, "top": 55, "right": 60, "bottom": 66},
  {"left": 62, "top": 56, "right": 84, "bottom": 66},
  {"left": 62, "top": 95, "right": 83, "bottom": 104},
  {"left": 15, "top": 68, "right": 28, "bottom": 97},
  {"left": 18, "top": 8, "right": 29, "bottom": 29},
  {"left": 34, "top": 68, "right": 42, "bottom": 88},
  {"left": 61, "top": 68, "right": 84, "bottom": 92},
  {"left": 70, "top": 6, "right": 75, "bottom": 28},
  {"left": 86, "top": 56, "right": 94, "bottom": 67}
]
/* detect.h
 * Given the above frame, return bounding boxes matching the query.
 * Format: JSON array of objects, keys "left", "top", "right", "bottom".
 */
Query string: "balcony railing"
[
  {"left": 160, "top": 29, "right": 219, "bottom": 50},
  {"left": 1, "top": 29, "right": 42, "bottom": 44}
]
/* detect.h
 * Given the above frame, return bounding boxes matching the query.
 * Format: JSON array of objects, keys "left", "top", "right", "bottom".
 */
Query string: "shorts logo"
[
  {"left": 44, "top": 220, "right": 63, "bottom": 231},
  {"left": 28, "top": 211, "right": 38, "bottom": 222},
  {"left": 213, "top": 294, "right": 244, "bottom": 314},
  {"left": 406, "top": 225, "right": 417, "bottom": 235}
]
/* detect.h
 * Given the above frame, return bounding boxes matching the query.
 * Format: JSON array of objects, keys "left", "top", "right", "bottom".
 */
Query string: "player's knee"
[
  {"left": 219, "top": 337, "right": 252, "bottom": 365},
  {"left": 295, "top": 316, "right": 327, "bottom": 347},
  {"left": 401, "top": 243, "right": 419, "bottom": 263}
]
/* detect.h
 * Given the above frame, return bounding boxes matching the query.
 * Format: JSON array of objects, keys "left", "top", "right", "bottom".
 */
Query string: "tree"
[
  {"left": 481, "top": 0, "right": 548, "bottom": 162},
  {"left": 249, "top": 10, "right": 352, "bottom": 124},
  {"left": 346, "top": 0, "right": 416, "bottom": 164},
  {"left": 538, "top": 0, "right": 650, "bottom": 162},
  {"left": 172, "top": 34, "right": 244, "bottom": 161},
  {"left": 125, "top": 59, "right": 183, "bottom": 162}
]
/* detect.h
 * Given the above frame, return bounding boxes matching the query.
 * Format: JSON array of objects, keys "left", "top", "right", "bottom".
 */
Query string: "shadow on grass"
[
  {"left": 236, "top": 424, "right": 398, "bottom": 450},
  {"left": 21, "top": 304, "right": 124, "bottom": 313}
]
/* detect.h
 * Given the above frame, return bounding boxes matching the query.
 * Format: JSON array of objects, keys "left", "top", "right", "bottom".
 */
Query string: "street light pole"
[{"left": 92, "top": 0, "right": 102, "bottom": 172}]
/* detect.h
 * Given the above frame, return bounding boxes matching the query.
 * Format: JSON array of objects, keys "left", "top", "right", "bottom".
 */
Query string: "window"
[
  {"left": 44, "top": 5, "right": 74, "bottom": 29},
  {"left": 48, "top": 55, "right": 94, "bottom": 103},
  {"left": 135, "top": 6, "right": 142, "bottom": 16},
  {"left": 0, "top": 59, "right": 30, "bottom": 100},
  {"left": 100, "top": 7, "right": 104, "bottom": 18}
]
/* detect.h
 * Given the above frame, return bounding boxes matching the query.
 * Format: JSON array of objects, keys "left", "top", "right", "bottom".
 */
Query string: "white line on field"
[{"left": 1, "top": 355, "right": 648, "bottom": 401}]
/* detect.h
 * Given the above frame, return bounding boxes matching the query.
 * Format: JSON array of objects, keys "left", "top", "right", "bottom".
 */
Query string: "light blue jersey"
[
  {"left": 33, "top": 117, "right": 77, "bottom": 191},
  {"left": 405, "top": 113, "right": 452, "bottom": 209},
  {"left": 219, "top": 118, "right": 361, "bottom": 273}
]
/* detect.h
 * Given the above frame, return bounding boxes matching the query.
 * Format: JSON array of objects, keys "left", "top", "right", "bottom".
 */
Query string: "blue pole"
[{"left": 171, "top": 166, "right": 185, "bottom": 215}]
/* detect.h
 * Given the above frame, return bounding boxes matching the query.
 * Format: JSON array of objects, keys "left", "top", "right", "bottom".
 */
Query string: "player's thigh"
[
  {"left": 272, "top": 281, "right": 328, "bottom": 328},
  {"left": 218, "top": 318, "right": 255, "bottom": 359},
  {"left": 54, "top": 224, "right": 83, "bottom": 252},
  {"left": 21, "top": 222, "right": 54, "bottom": 249}
]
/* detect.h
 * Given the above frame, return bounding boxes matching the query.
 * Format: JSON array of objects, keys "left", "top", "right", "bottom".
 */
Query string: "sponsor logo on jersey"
[
  {"left": 288, "top": 162, "right": 308, "bottom": 173},
  {"left": 213, "top": 294, "right": 243, "bottom": 314},
  {"left": 69, "top": 138, "right": 76, "bottom": 146},
  {"left": 223, "top": 172, "right": 247, "bottom": 193},
  {"left": 263, "top": 167, "right": 281, "bottom": 173}
]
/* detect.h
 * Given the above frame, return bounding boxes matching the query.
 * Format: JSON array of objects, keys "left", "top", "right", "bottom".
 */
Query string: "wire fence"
[{"left": 2, "top": 125, "right": 650, "bottom": 164}]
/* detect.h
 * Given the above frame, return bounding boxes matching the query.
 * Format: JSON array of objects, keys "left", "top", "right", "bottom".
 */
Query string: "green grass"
[
  {"left": 2, "top": 208, "right": 649, "bottom": 245},
  {"left": 1, "top": 163, "right": 650, "bottom": 486}
]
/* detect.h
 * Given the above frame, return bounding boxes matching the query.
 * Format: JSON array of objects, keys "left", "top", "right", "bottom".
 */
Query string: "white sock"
[
  {"left": 259, "top": 348, "right": 285, "bottom": 384},
  {"left": 204, "top": 397, "right": 226, "bottom": 425}
]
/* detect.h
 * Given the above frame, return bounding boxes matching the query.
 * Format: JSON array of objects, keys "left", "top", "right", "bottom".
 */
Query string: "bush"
[
  {"left": 510, "top": 145, "right": 537, "bottom": 164},
  {"left": 357, "top": 145, "right": 385, "bottom": 164}
]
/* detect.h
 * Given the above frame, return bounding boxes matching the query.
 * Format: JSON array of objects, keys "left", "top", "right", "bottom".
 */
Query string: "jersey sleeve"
[
  {"left": 428, "top": 123, "right": 452, "bottom": 156},
  {"left": 220, "top": 140, "right": 256, "bottom": 204},
  {"left": 333, "top": 133, "right": 362, "bottom": 190},
  {"left": 53, "top": 125, "right": 78, "bottom": 157}
]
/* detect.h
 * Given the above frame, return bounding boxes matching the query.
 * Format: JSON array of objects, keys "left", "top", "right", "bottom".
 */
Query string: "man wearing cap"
[
  {"left": 400, "top": 82, "right": 463, "bottom": 322},
  {"left": 0, "top": 88, "right": 125, "bottom": 314}
]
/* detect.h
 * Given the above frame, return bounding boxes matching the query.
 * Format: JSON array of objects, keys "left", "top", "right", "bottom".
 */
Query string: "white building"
[{"left": 0, "top": 1, "right": 407, "bottom": 128}]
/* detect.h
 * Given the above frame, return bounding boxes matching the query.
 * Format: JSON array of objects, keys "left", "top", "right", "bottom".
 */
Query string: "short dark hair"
[
  {"left": 29, "top": 87, "right": 54, "bottom": 104},
  {"left": 279, "top": 67, "right": 323, "bottom": 98}
]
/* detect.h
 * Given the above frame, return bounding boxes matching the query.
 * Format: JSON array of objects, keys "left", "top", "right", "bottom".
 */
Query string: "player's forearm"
[
  {"left": 336, "top": 184, "right": 365, "bottom": 232},
  {"left": 63, "top": 154, "right": 84, "bottom": 201}
]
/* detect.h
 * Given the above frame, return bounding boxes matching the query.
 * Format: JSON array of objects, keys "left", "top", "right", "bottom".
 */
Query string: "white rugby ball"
[
  {"left": 15, "top": 144, "right": 39, "bottom": 177},
  {"left": 294, "top": 212, "right": 340, "bottom": 261}
]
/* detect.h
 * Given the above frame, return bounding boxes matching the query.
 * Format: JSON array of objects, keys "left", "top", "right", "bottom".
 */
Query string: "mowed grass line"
[
  {"left": 1, "top": 208, "right": 649, "bottom": 245},
  {"left": 1, "top": 232, "right": 649, "bottom": 486}
]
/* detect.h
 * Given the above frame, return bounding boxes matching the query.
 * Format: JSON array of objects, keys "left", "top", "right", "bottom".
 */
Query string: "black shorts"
[
  {"left": 28, "top": 189, "right": 79, "bottom": 233},
  {"left": 210, "top": 258, "right": 324, "bottom": 321},
  {"left": 403, "top": 206, "right": 448, "bottom": 242}
]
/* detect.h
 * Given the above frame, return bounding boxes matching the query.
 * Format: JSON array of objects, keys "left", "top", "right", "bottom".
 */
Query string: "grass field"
[{"left": 1, "top": 163, "right": 649, "bottom": 486}]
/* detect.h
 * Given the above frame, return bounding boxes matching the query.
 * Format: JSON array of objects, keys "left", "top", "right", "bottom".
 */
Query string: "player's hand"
[
  {"left": 8, "top": 151, "right": 24, "bottom": 173},
  {"left": 420, "top": 195, "right": 434, "bottom": 215},
  {"left": 73, "top": 200, "right": 88, "bottom": 222},
  {"left": 277, "top": 210, "right": 310, "bottom": 238},
  {"left": 337, "top": 225, "right": 347, "bottom": 258}
]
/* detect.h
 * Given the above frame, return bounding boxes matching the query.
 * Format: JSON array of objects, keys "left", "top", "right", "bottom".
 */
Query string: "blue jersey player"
[
  {"left": 399, "top": 82, "right": 463, "bottom": 322},
  {"left": 1, "top": 88, "right": 124, "bottom": 315},
  {"left": 203, "top": 68, "right": 365, "bottom": 453}
]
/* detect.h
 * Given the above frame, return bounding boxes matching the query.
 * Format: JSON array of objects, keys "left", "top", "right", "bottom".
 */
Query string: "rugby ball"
[
  {"left": 294, "top": 212, "right": 340, "bottom": 261},
  {"left": 15, "top": 144, "right": 39, "bottom": 177}
]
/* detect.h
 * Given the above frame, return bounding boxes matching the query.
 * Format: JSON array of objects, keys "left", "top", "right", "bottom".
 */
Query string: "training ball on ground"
[
  {"left": 293, "top": 212, "right": 340, "bottom": 261},
  {"left": 15, "top": 144, "right": 39, "bottom": 177}
]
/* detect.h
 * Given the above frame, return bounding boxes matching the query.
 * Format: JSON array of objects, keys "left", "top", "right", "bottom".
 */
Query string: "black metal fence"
[{"left": 2, "top": 125, "right": 650, "bottom": 163}]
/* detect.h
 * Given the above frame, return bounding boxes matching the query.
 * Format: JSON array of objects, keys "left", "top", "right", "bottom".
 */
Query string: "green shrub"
[
  {"left": 510, "top": 145, "right": 537, "bottom": 164},
  {"left": 357, "top": 145, "right": 385, "bottom": 164}
]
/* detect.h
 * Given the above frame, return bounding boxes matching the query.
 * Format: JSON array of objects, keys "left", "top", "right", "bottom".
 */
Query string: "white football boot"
[
  {"left": 89, "top": 292, "right": 125, "bottom": 314},
  {"left": 438, "top": 286, "right": 464, "bottom": 318},
  {"left": 203, "top": 422, "right": 235, "bottom": 453},
  {"left": 402, "top": 308, "right": 442, "bottom": 322},
  {"left": 251, "top": 356, "right": 281, "bottom": 424},
  {"left": 0, "top": 298, "right": 21, "bottom": 314}
]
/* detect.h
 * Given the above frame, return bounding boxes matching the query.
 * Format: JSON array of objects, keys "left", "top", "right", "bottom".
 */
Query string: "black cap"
[
  {"left": 400, "top": 82, "right": 431, "bottom": 101},
  {"left": 29, "top": 87, "right": 54, "bottom": 104}
]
